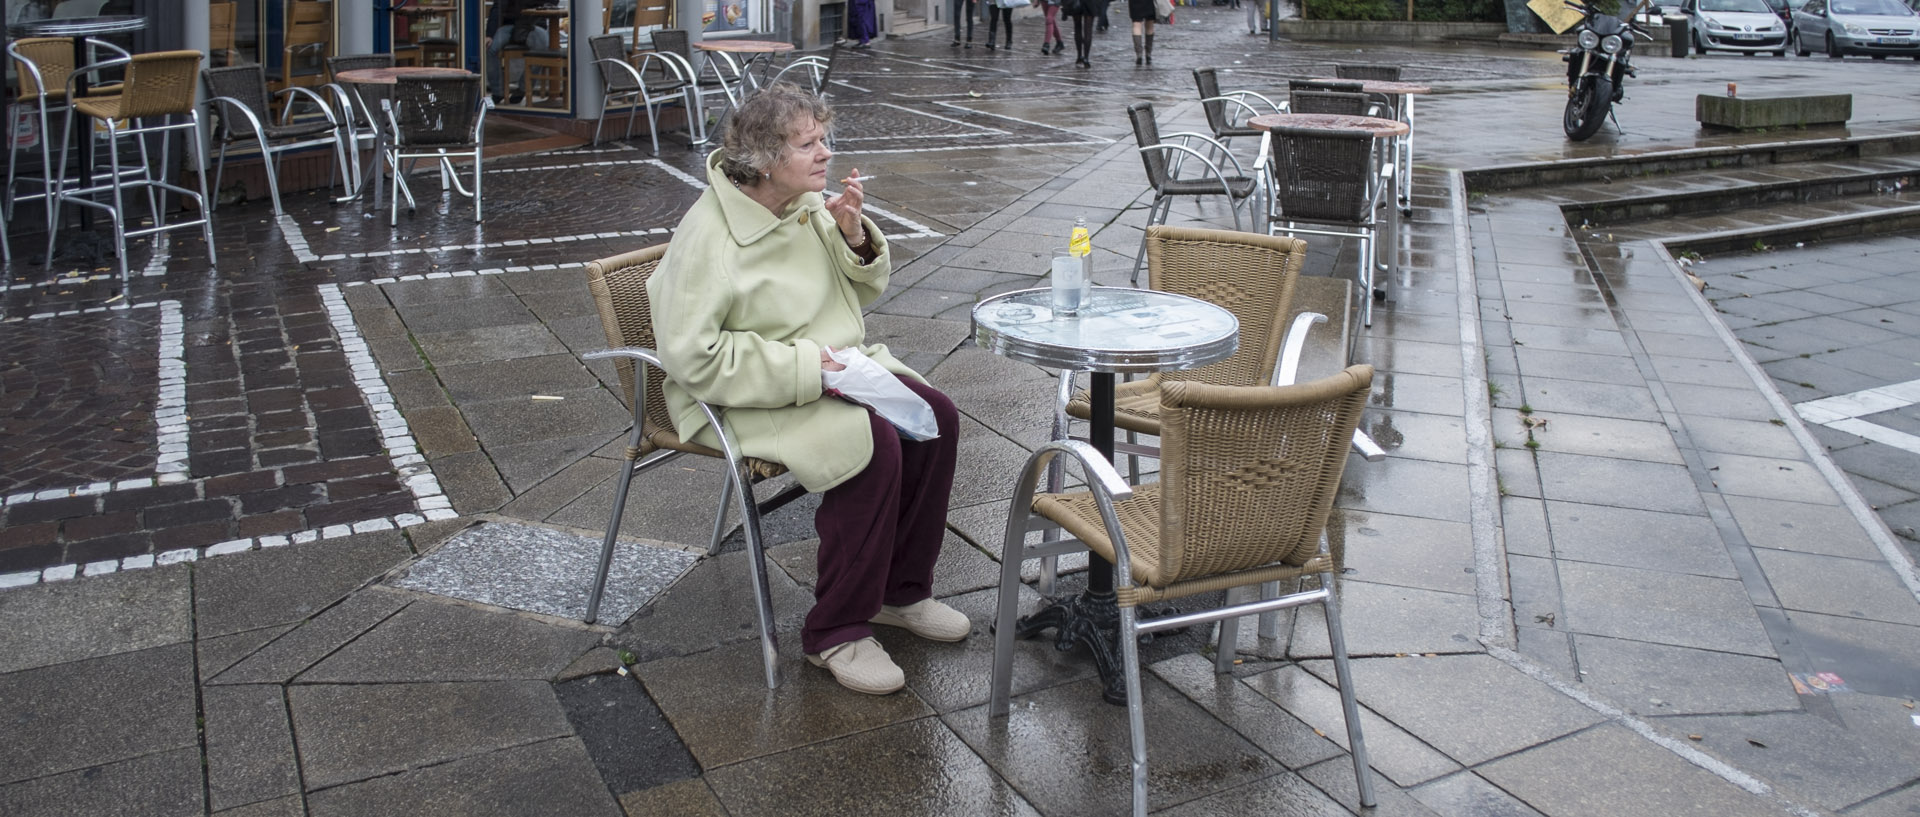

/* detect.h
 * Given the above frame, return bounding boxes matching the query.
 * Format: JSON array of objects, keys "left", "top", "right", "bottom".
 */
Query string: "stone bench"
[{"left": 1697, "top": 94, "right": 1852, "bottom": 130}]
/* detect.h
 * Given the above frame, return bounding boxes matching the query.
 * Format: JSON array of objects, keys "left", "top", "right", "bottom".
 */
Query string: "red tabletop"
[
  {"left": 336, "top": 66, "right": 473, "bottom": 85},
  {"left": 695, "top": 39, "right": 797, "bottom": 53},
  {"left": 1307, "top": 78, "right": 1433, "bottom": 95},
  {"left": 1249, "top": 113, "right": 1410, "bottom": 138}
]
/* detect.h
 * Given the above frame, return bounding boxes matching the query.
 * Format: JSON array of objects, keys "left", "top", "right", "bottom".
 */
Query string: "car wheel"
[
  {"left": 1695, "top": 30, "right": 1708, "bottom": 52},
  {"left": 1827, "top": 31, "right": 1843, "bottom": 57},
  {"left": 1794, "top": 30, "right": 1811, "bottom": 56}
]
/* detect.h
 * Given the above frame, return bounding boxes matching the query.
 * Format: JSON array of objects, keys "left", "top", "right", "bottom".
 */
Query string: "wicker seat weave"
[
  {"left": 204, "top": 65, "right": 333, "bottom": 139},
  {"left": 90, "top": 51, "right": 200, "bottom": 120},
  {"left": 1266, "top": 124, "right": 1375, "bottom": 223},
  {"left": 1067, "top": 225, "right": 1307, "bottom": 435},
  {"left": 1126, "top": 102, "right": 1258, "bottom": 280},
  {"left": 1335, "top": 63, "right": 1401, "bottom": 81},
  {"left": 390, "top": 75, "right": 483, "bottom": 147},
  {"left": 584, "top": 245, "right": 788, "bottom": 481}
]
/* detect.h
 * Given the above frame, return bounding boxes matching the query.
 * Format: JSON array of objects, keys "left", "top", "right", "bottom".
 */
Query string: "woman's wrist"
[{"left": 845, "top": 225, "right": 870, "bottom": 250}]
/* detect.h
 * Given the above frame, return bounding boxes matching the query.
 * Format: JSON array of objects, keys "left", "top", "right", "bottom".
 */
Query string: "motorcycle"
[{"left": 1561, "top": 0, "right": 1648, "bottom": 141}]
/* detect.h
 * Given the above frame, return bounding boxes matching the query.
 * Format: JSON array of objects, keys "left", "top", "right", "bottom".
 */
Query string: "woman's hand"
[
  {"left": 820, "top": 346, "right": 846, "bottom": 372},
  {"left": 825, "top": 169, "right": 867, "bottom": 247}
]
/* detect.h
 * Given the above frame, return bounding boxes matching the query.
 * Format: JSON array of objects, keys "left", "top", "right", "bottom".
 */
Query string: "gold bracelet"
[{"left": 848, "top": 227, "right": 871, "bottom": 250}]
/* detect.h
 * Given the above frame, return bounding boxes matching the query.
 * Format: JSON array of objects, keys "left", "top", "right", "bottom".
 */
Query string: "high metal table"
[{"left": 974, "top": 286, "right": 1238, "bottom": 703}]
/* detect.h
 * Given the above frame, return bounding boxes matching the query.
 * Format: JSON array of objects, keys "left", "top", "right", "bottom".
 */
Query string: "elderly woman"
[{"left": 647, "top": 84, "right": 966, "bottom": 696}]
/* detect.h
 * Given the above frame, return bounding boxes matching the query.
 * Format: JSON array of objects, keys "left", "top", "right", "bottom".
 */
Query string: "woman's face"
[{"left": 763, "top": 115, "right": 832, "bottom": 203}]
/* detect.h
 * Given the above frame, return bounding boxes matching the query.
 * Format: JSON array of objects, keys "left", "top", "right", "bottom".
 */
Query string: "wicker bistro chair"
[
  {"left": 6, "top": 37, "right": 132, "bottom": 227},
  {"left": 1125, "top": 102, "right": 1259, "bottom": 285},
  {"left": 379, "top": 74, "right": 490, "bottom": 226},
  {"left": 204, "top": 64, "right": 351, "bottom": 215},
  {"left": 1335, "top": 62, "right": 1401, "bottom": 81},
  {"left": 323, "top": 54, "right": 398, "bottom": 192},
  {"left": 1263, "top": 123, "right": 1395, "bottom": 328},
  {"left": 1290, "top": 79, "right": 1385, "bottom": 118},
  {"left": 580, "top": 244, "right": 804, "bottom": 690},
  {"left": 990, "top": 367, "right": 1380, "bottom": 817},
  {"left": 45, "top": 50, "right": 215, "bottom": 285},
  {"left": 589, "top": 33, "right": 694, "bottom": 152},
  {"left": 1192, "top": 67, "right": 1281, "bottom": 153},
  {"left": 1288, "top": 89, "right": 1372, "bottom": 117}
]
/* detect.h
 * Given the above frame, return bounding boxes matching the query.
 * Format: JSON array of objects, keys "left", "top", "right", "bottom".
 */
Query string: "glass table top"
[{"left": 973, "top": 287, "right": 1238, "bottom": 373}]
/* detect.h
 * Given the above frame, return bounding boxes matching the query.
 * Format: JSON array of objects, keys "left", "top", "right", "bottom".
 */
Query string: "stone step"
[
  {"left": 1464, "top": 131, "right": 1920, "bottom": 193},
  {"left": 1558, "top": 154, "right": 1920, "bottom": 229}
]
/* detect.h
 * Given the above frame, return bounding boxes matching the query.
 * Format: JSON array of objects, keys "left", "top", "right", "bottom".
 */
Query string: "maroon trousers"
[{"left": 802, "top": 378, "right": 961, "bottom": 655}]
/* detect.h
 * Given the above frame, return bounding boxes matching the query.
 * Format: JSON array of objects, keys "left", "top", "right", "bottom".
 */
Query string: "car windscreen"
[
  {"left": 1830, "top": 0, "right": 1912, "bottom": 13},
  {"left": 1702, "top": 0, "right": 1773, "bottom": 11}
]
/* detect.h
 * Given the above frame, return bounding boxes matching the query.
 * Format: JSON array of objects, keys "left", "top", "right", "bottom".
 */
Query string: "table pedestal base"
[{"left": 1015, "top": 589, "right": 1183, "bottom": 706}]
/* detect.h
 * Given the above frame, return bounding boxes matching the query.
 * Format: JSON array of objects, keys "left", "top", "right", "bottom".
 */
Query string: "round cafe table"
[
  {"left": 1247, "top": 112, "right": 1408, "bottom": 138},
  {"left": 974, "top": 286, "right": 1238, "bottom": 704},
  {"left": 335, "top": 67, "right": 474, "bottom": 208},
  {"left": 1307, "top": 78, "right": 1430, "bottom": 211}
]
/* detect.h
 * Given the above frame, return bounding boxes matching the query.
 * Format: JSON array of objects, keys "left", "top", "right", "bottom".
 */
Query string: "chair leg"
[
  {"left": 585, "top": 449, "right": 641, "bottom": 624},
  {"left": 729, "top": 461, "right": 782, "bottom": 689},
  {"left": 472, "top": 150, "right": 483, "bottom": 223},
  {"left": 1322, "top": 581, "right": 1377, "bottom": 808},
  {"left": 1118, "top": 602, "right": 1150, "bottom": 817},
  {"left": 990, "top": 498, "right": 1038, "bottom": 716},
  {"left": 190, "top": 112, "right": 217, "bottom": 268},
  {"left": 1130, "top": 196, "right": 1168, "bottom": 287},
  {"left": 593, "top": 96, "right": 608, "bottom": 145},
  {"left": 44, "top": 107, "right": 75, "bottom": 267},
  {"left": 255, "top": 132, "right": 285, "bottom": 216},
  {"left": 1257, "top": 579, "right": 1283, "bottom": 640},
  {"left": 104, "top": 120, "right": 129, "bottom": 284},
  {"left": 1214, "top": 586, "right": 1243, "bottom": 674}
]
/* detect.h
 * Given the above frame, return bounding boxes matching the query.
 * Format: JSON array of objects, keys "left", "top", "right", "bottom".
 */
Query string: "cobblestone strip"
[{"left": 0, "top": 291, "right": 445, "bottom": 591}]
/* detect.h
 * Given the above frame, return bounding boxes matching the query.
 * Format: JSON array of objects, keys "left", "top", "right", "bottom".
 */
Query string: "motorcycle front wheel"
[{"left": 1564, "top": 75, "right": 1613, "bottom": 141}]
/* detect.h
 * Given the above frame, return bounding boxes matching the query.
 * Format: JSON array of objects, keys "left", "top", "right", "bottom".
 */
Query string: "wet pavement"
[{"left": 3, "top": 8, "right": 1920, "bottom": 816}]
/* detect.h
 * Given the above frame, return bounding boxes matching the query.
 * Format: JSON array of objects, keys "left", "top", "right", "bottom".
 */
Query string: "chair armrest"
[
  {"left": 1139, "top": 143, "right": 1242, "bottom": 202},
  {"left": 63, "top": 55, "right": 134, "bottom": 99},
  {"left": 1200, "top": 94, "right": 1265, "bottom": 128},
  {"left": 1163, "top": 130, "right": 1247, "bottom": 176},
  {"left": 1352, "top": 430, "right": 1386, "bottom": 462},
  {"left": 84, "top": 38, "right": 132, "bottom": 61},
  {"left": 205, "top": 95, "right": 266, "bottom": 139},
  {"left": 647, "top": 50, "right": 699, "bottom": 79},
  {"left": 275, "top": 85, "right": 340, "bottom": 126},
  {"left": 596, "top": 56, "right": 651, "bottom": 89},
  {"left": 1223, "top": 88, "right": 1282, "bottom": 113},
  {"left": 1273, "top": 311, "right": 1327, "bottom": 387},
  {"left": 585, "top": 346, "right": 747, "bottom": 467}
]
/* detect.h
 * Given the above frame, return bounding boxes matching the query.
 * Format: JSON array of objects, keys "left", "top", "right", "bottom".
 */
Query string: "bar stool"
[
  {"left": 5, "top": 37, "right": 131, "bottom": 230},
  {"left": 46, "top": 50, "right": 216, "bottom": 284}
]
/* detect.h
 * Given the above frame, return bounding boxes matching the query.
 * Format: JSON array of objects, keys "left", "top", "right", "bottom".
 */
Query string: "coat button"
[{"left": 798, "top": 211, "right": 809, "bottom": 225}]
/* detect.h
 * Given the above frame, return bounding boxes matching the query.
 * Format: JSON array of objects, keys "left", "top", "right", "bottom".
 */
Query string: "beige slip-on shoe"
[
  {"left": 870, "top": 598, "right": 972, "bottom": 642},
  {"left": 807, "top": 636, "right": 906, "bottom": 695}
]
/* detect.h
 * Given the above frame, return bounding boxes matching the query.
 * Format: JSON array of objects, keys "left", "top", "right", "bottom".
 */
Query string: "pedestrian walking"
[
  {"left": 1065, "top": 0, "right": 1097, "bottom": 65},
  {"left": 985, "top": 0, "right": 1021, "bottom": 50},
  {"left": 1040, "top": 0, "right": 1066, "bottom": 54},
  {"left": 1129, "top": 0, "right": 1158, "bottom": 64},
  {"left": 1096, "top": 0, "right": 1111, "bottom": 31},
  {"left": 951, "top": 0, "right": 977, "bottom": 47},
  {"left": 849, "top": 0, "right": 878, "bottom": 48}
]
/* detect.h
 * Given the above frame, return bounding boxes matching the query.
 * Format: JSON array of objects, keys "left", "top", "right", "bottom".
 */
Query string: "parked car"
[
  {"left": 1682, "top": 0, "right": 1791, "bottom": 53},
  {"left": 1792, "top": 0, "right": 1920, "bottom": 57}
]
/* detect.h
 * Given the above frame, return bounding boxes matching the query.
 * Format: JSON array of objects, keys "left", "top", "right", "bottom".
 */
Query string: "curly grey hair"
[{"left": 718, "top": 82, "right": 833, "bottom": 187}]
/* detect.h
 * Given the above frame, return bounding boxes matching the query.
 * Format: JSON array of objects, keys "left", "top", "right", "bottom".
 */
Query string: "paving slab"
[
  {"left": 1535, "top": 451, "right": 1708, "bottom": 516},
  {"left": 1570, "top": 634, "right": 1799, "bottom": 716},
  {"left": 1332, "top": 509, "right": 1477, "bottom": 596},
  {"left": 1478, "top": 724, "right": 1785, "bottom": 817},
  {"left": 0, "top": 746, "right": 204, "bottom": 817},
  {"left": 1286, "top": 580, "right": 1481, "bottom": 659},
  {"left": 1315, "top": 654, "right": 1605, "bottom": 766},
  {"left": 1154, "top": 769, "right": 1352, "bottom": 817},
  {"left": 1544, "top": 500, "right": 1739, "bottom": 578},
  {"left": 298, "top": 597, "right": 598, "bottom": 682},
  {"left": 211, "top": 589, "right": 409, "bottom": 685},
  {"left": 1296, "top": 755, "right": 1443, "bottom": 817},
  {"left": 1240, "top": 663, "right": 1460, "bottom": 789},
  {"left": 1695, "top": 451, "right": 1843, "bottom": 505},
  {"left": 618, "top": 778, "right": 730, "bottom": 817},
  {"left": 1558, "top": 560, "right": 1777, "bottom": 656},
  {"left": 289, "top": 680, "right": 573, "bottom": 790},
  {"left": 1752, "top": 548, "right": 1920, "bottom": 626},
  {"left": 0, "top": 643, "right": 198, "bottom": 785},
  {"left": 706, "top": 717, "right": 1040, "bottom": 817},
  {"left": 390, "top": 521, "right": 697, "bottom": 623},
  {"left": 193, "top": 530, "right": 412, "bottom": 638},
  {"left": 769, "top": 530, "right": 1002, "bottom": 602},
  {"left": 636, "top": 637, "right": 933, "bottom": 768},
  {"left": 1777, "top": 610, "right": 1920, "bottom": 700},
  {"left": 0, "top": 564, "right": 191, "bottom": 673},
  {"left": 1150, "top": 654, "right": 1346, "bottom": 771},
  {"left": 304, "top": 737, "right": 621, "bottom": 817},
  {"left": 1658, "top": 699, "right": 1920, "bottom": 812},
  {"left": 1408, "top": 771, "right": 1548, "bottom": 817},
  {"left": 610, "top": 548, "right": 817, "bottom": 663},
  {"left": 552, "top": 673, "right": 700, "bottom": 797},
  {"left": 203, "top": 684, "right": 302, "bottom": 812},
  {"left": 945, "top": 675, "right": 1286, "bottom": 817},
  {"left": 198, "top": 624, "right": 296, "bottom": 680},
  {"left": 1721, "top": 494, "right": 1886, "bottom": 560}
]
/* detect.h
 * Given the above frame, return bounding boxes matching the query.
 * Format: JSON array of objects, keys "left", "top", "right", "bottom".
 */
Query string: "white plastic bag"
[{"left": 822, "top": 347, "right": 941, "bottom": 441}]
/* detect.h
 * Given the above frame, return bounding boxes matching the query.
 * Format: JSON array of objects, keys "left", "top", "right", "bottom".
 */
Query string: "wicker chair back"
[
  {"left": 390, "top": 74, "right": 483, "bottom": 147},
  {"left": 651, "top": 28, "right": 692, "bottom": 61},
  {"left": 1335, "top": 63, "right": 1400, "bottom": 81},
  {"left": 1266, "top": 124, "right": 1376, "bottom": 223},
  {"left": 1192, "top": 67, "right": 1233, "bottom": 135},
  {"left": 203, "top": 64, "right": 272, "bottom": 137},
  {"left": 326, "top": 53, "right": 395, "bottom": 82},
  {"left": 1290, "top": 79, "right": 1363, "bottom": 94},
  {"left": 585, "top": 244, "right": 676, "bottom": 438},
  {"left": 1126, "top": 101, "right": 1172, "bottom": 192},
  {"left": 1289, "top": 89, "right": 1369, "bottom": 116},
  {"left": 590, "top": 34, "right": 640, "bottom": 91},
  {"left": 1143, "top": 225, "right": 1305, "bottom": 390},
  {"left": 12, "top": 38, "right": 75, "bottom": 100},
  {"left": 115, "top": 51, "right": 204, "bottom": 119},
  {"left": 1155, "top": 366, "right": 1372, "bottom": 580}
]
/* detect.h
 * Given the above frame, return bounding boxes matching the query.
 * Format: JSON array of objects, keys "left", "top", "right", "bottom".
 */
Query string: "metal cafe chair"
[
  {"left": 5, "top": 37, "right": 132, "bottom": 229},
  {"left": 203, "top": 63, "right": 352, "bottom": 214},
  {"left": 580, "top": 243, "right": 804, "bottom": 690},
  {"left": 991, "top": 366, "right": 1381, "bottom": 817},
  {"left": 323, "top": 53, "right": 397, "bottom": 194},
  {"left": 1261, "top": 123, "right": 1396, "bottom": 327},
  {"left": 1334, "top": 62, "right": 1401, "bottom": 81},
  {"left": 588, "top": 33, "right": 694, "bottom": 153},
  {"left": 1124, "top": 101, "right": 1258, "bottom": 284},
  {"left": 379, "top": 74, "right": 490, "bottom": 226},
  {"left": 1192, "top": 67, "right": 1281, "bottom": 155},
  {"left": 44, "top": 50, "right": 216, "bottom": 284}
]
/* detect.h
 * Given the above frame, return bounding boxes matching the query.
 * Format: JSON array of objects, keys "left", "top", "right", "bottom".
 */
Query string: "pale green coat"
[{"left": 646, "top": 151, "right": 921, "bottom": 492}]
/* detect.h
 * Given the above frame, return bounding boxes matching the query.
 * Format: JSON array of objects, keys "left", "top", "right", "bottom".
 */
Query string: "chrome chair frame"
[
  {"left": 1256, "top": 128, "right": 1396, "bottom": 327},
  {"left": 378, "top": 77, "right": 491, "bottom": 226},
  {"left": 591, "top": 36, "right": 697, "bottom": 153},
  {"left": 204, "top": 64, "right": 351, "bottom": 215},
  {"left": 5, "top": 37, "right": 133, "bottom": 230}
]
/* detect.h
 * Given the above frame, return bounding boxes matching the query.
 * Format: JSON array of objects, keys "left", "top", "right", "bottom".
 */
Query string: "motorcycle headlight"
[
  {"left": 1844, "top": 22, "right": 1868, "bottom": 33},
  {"left": 1578, "top": 29, "right": 1600, "bottom": 48},
  {"left": 1601, "top": 33, "right": 1624, "bottom": 52}
]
